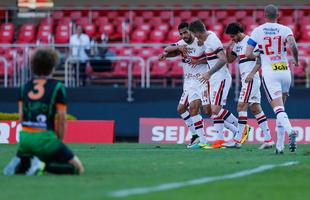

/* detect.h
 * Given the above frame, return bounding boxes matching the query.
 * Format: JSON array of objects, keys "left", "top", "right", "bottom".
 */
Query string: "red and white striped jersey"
[
  {"left": 203, "top": 31, "right": 230, "bottom": 80},
  {"left": 233, "top": 35, "right": 259, "bottom": 78},
  {"left": 175, "top": 37, "right": 209, "bottom": 88}
]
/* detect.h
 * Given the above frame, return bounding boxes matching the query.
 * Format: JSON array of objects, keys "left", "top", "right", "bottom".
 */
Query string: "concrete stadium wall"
[{"left": 0, "top": 87, "right": 309, "bottom": 137}]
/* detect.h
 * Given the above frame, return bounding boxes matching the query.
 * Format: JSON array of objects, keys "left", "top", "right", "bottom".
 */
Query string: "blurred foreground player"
[{"left": 3, "top": 48, "right": 84, "bottom": 176}]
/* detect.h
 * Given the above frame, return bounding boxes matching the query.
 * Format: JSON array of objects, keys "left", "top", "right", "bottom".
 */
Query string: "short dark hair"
[
  {"left": 178, "top": 22, "right": 189, "bottom": 30},
  {"left": 30, "top": 48, "right": 59, "bottom": 76},
  {"left": 189, "top": 20, "right": 206, "bottom": 33},
  {"left": 225, "top": 22, "right": 244, "bottom": 35},
  {"left": 264, "top": 4, "right": 278, "bottom": 20}
]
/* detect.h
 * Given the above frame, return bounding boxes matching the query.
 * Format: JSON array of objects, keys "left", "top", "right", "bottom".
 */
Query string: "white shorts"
[
  {"left": 178, "top": 83, "right": 209, "bottom": 106},
  {"left": 239, "top": 73, "right": 261, "bottom": 103},
  {"left": 208, "top": 74, "right": 232, "bottom": 106},
  {"left": 261, "top": 71, "right": 291, "bottom": 102}
]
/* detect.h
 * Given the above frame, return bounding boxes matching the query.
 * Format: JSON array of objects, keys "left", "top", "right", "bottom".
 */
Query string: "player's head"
[
  {"left": 30, "top": 48, "right": 59, "bottom": 77},
  {"left": 76, "top": 25, "right": 83, "bottom": 35},
  {"left": 225, "top": 22, "right": 244, "bottom": 42},
  {"left": 189, "top": 20, "right": 207, "bottom": 42},
  {"left": 264, "top": 4, "right": 279, "bottom": 21},
  {"left": 178, "top": 22, "right": 193, "bottom": 43}
]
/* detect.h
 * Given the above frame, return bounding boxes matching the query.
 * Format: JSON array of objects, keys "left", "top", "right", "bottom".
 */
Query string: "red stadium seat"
[
  {"left": 197, "top": 11, "right": 210, "bottom": 20},
  {"left": 55, "top": 30, "right": 70, "bottom": 43},
  {"left": 112, "top": 61, "right": 128, "bottom": 77},
  {"left": 141, "top": 11, "right": 154, "bottom": 19},
  {"left": 39, "top": 24, "right": 53, "bottom": 32},
  {"left": 209, "top": 23, "right": 224, "bottom": 36},
  {"left": 37, "top": 31, "right": 52, "bottom": 43},
  {"left": 70, "top": 11, "right": 82, "bottom": 20},
  {"left": 131, "top": 30, "right": 147, "bottom": 43},
  {"left": 140, "top": 24, "right": 152, "bottom": 33},
  {"left": 170, "top": 60, "right": 183, "bottom": 77},
  {"left": 40, "top": 17, "right": 54, "bottom": 25},
  {"left": 89, "top": 11, "right": 100, "bottom": 19},
  {"left": 95, "top": 17, "right": 109, "bottom": 26},
  {"left": 279, "top": 16, "right": 294, "bottom": 24},
  {"left": 21, "top": 23, "right": 36, "bottom": 31},
  {"left": 158, "top": 11, "right": 173, "bottom": 20},
  {"left": 107, "top": 11, "right": 119, "bottom": 19},
  {"left": 0, "top": 30, "right": 14, "bottom": 43},
  {"left": 166, "top": 29, "right": 180, "bottom": 43},
  {"left": 215, "top": 10, "right": 228, "bottom": 20},
  {"left": 52, "top": 11, "right": 64, "bottom": 19},
  {"left": 149, "top": 17, "right": 163, "bottom": 26},
  {"left": 235, "top": 10, "right": 247, "bottom": 19},
  {"left": 158, "top": 24, "right": 169, "bottom": 33},
  {"left": 151, "top": 60, "right": 170, "bottom": 76},
  {"left": 17, "top": 30, "right": 36, "bottom": 43},
  {"left": 98, "top": 24, "right": 114, "bottom": 36},
  {"left": 76, "top": 17, "right": 89, "bottom": 26},
  {"left": 83, "top": 24, "right": 96, "bottom": 38},
  {"left": 136, "top": 48, "right": 154, "bottom": 60},
  {"left": 57, "top": 17, "right": 72, "bottom": 25},
  {"left": 241, "top": 16, "right": 255, "bottom": 26},
  {"left": 149, "top": 30, "right": 165, "bottom": 43},
  {"left": 179, "top": 10, "right": 192, "bottom": 20},
  {"left": 133, "top": 16, "right": 145, "bottom": 26},
  {"left": 1, "top": 23, "right": 15, "bottom": 32},
  {"left": 118, "top": 48, "right": 134, "bottom": 56}
]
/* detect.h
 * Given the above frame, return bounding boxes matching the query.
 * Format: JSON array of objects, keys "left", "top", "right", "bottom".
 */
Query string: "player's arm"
[
  {"left": 56, "top": 105, "right": 67, "bottom": 140},
  {"left": 208, "top": 50, "right": 227, "bottom": 76},
  {"left": 286, "top": 35, "right": 299, "bottom": 66},
  {"left": 55, "top": 84, "right": 67, "bottom": 141},
  {"left": 245, "top": 56, "right": 261, "bottom": 83},
  {"left": 158, "top": 51, "right": 180, "bottom": 61},
  {"left": 226, "top": 41, "right": 237, "bottom": 63},
  {"left": 190, "top": 56, "right": 208, "bottom": 68}
]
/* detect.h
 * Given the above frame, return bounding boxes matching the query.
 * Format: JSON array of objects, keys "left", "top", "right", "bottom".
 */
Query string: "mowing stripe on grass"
[{"left": 109, "top": 161, "right": 299, "bottom": 198}]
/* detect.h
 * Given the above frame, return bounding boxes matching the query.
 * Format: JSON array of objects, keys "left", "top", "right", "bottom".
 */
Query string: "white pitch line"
[{"left": 109, "top": 161, "right": 299, "bottom": 198}]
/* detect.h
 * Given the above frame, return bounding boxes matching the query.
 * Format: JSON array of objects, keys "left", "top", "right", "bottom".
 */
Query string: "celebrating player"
[
  {"left": 189, "top": 20, "right": 250, "bottom": 149},
  {"left": 223, "top": 22, "right": 274, "bottom": 149},
  {"left": 159, "top": 22, "right": 210, "bottom": 148},
  {"left": 3, "top": 48, "right": 84, "bottom": 175},
  {"left": 245, "top": 4, "right": 299, "bottom": 153}
]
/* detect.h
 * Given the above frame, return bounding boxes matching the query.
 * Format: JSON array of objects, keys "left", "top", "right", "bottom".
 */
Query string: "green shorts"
[{"left": 18, "top": 130, "right": 62, "bottom": 160}]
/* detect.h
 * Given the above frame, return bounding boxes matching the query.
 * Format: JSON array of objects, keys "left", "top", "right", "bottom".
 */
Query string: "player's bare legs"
[
  {"left": 188, "top": 99, "right": 208, "bottom": 146},
  {"left": 270, "top": 94, "right": 296, "bottom": 153},
  {"left": 178, "top": 103, "right": 197, "bottom": 145},
  {"left": 250, "top": 103, "right": 274, "bottom": 149}
]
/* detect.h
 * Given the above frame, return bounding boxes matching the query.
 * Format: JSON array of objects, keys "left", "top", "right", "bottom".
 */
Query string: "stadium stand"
[{"left": 0, "top": 7, "right": 309, "bottom": 87}]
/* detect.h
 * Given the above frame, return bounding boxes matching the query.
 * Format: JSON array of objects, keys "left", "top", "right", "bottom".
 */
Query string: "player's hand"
[
  {"left": 200, "top": 72, "right": 211, "bottom": 83},
  {"left": 178, "top": 45, "right": 188, "bottom": 56},
  {"left": 189, "top": 59, "right": 199, "bottom": 68},
  {"left": 158, "top": 53, "right": 166, "bottom": 61},
  {"left": 245, "top": 73, "right": 254, "bottom": 83}
]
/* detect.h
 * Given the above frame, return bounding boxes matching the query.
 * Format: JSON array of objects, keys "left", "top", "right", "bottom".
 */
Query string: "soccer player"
[
  {"left": 3, "top": 48, "right": 84, "bottom": 175},
  {"left": 223, "top": 22, "right": 275, "bottom": 149},
  {"left": 245, "top": 4, "right": 299, "bottom": 153},
  {"left": 159, "top": 22, "right": 210, "bottom": 148},
  {"left": 189, "top": 20, "right": 249, "bottom": 149}
]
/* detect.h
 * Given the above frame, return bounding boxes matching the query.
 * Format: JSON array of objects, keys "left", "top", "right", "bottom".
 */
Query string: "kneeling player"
[{"left": 3, "top": 48, "right": 84, "bottom": 176}]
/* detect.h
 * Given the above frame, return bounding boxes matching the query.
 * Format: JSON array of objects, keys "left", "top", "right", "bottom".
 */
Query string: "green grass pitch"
[{"left": 0, "top": 144, "right": 310, "bottom": 200}]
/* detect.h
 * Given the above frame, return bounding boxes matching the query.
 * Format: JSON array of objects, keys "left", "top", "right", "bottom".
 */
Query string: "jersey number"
[
  {"left": 28, "top": 80, "right": 46, "bottom": 100},
  {"left": 264, "top": 36, "right": 282, "bottom": 55}
]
